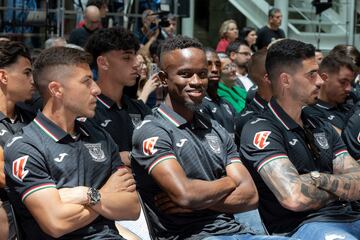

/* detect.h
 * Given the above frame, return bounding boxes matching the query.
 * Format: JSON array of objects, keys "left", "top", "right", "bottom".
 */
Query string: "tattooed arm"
[
  {"left": 259, "top": 157, "right": 336, "bottom": 212},
  {"left": 313, "top": 152, "right": 360, "bottom": 201}
]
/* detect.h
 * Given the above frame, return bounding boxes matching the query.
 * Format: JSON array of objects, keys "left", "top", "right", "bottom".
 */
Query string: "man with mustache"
[
  {"left": 3, "top": 47, "right": 139, "bottom": 239},
  {"left": 304, "top": 53, "right": 356, "bottom": 134},
  {"left": 131, "top": 35, "right": 291, "bottom": 240},
  {"left": 240, "top": 39, "right": 360, "bottom": 239}
]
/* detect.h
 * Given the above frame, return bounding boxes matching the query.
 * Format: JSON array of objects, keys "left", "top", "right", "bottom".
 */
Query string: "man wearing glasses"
[
  {"left": 240, "top": 39, "right": 360, "bottom": 239},
  {"left": 226, "top": 41, "right": 254, "bottom": 92}
]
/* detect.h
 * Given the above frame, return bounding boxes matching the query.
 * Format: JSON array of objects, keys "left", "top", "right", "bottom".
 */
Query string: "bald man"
[{"left": 69, "top": 5, "right": 101, "bottom": 48}]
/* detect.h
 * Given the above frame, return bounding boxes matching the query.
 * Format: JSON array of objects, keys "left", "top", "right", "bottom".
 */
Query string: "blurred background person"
[
  {"left": 239, "top": 26, "right": 257, "bottom": 52},
  {"left": 216, "top": 19, "right": 238, "bottom": 53}
]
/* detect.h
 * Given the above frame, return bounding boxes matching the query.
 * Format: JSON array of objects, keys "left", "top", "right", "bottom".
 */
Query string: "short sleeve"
[
  {"left": 342, "top": 111, "right": 360, "bottom": 160},
  {"left": 240, "top": 118, "right": 288, "bottom": 172},
  {"left": 4, "top": 136, "right": 56, "bottom": 202},
  {"left": 131, "top": 120, "right": 176, "bottom": 175}
]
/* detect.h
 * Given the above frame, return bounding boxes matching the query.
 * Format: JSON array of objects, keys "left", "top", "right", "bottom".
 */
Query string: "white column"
[
  {"left": 274, "top": 0, "right": 289, "bottom": 37},
  {"left": 181, "top": 0, "right": 194, "bottom": 38}
]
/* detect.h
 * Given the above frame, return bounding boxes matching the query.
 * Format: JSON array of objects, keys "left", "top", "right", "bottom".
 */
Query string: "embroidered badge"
[
  {"left": 253, "top": 131, "right": 271, "bottom": 149},
  {"left": 12, "top": 155, "right": 29, "bottom": 182},
  {"left": 129, "top": 114, "right": 142, "bottom": 127},
  {"left": 84, "top": 143, "right": 106, "bottom": 162},
  {"left": 205, "top": 134, "right": 221, "bottom": 154},
  {"left": 314, "top": 132, "right": 329, "bottom": 149},
  {"left": 143, "top": 136, "right": 159, "bottom": 156}
]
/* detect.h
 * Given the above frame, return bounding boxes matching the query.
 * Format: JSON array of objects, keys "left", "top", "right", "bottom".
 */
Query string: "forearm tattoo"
[{"left": 261, "top": 158, "right": 334, "bottom": 211}]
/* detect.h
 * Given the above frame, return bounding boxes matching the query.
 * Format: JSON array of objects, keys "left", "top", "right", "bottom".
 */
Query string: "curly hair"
[
  {"left": 0, "top": 41, "right": 30, "bottom": 68},
  {"left": 85, "top": 27, "right": 140, "bottom": 64}
]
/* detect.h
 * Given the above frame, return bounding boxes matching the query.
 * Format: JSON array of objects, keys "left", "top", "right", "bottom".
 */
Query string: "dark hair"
[
  {"left": 160, "top": 35, "right": 203, "bottom": 54},
  {"left": 319, "top": 53, "right": 355, "bottom": 75},
  {"left": 0, "top": 41, "right": 31, "bottom": 68},
  {"left": 239, "top": 27, "right": 256, "bottom": 41},
  {"left": 329, "top": 44, "right": 360, "bottom": 68},
  {"left": 86, "top": 0, "right": 107, "bottom": 9},
  {"left": 204, "top": 47, "right": 216, "bottom": 54},
  {"left": 268, "top": 7, "right": 281, "bottom": 18},
  {"left": 225, "top": 40, "right": 249, "bottom": 57},
  {"left": 159, "top": 35, "right": 204, "bottom": 69},
  {"left": 85, "top": 27, "right": 140, "bottom": 65},
  {"left": 265, "top": 39, "right": 315, "bottom": 82},
  {"left": 33, "top": 47, "right": 92, "bottom": 96}
]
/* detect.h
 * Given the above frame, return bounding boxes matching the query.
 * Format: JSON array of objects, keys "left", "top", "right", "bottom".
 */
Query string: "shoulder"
[{"left": 124, "top": 95, "right": 152, "bottom": 115}]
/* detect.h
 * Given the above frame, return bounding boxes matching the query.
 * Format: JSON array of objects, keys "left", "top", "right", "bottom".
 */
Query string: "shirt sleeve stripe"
[
  {"left": 21, "top": 183, "right": 57, "bottom": 202},
  {"left": 257, "top": 154, "right": 288, "bottom": 172},
  {"left": 228, "top": 158, "right": 242, "bottom": 165},
  {"left": 335, "top": 149, "right": 348, "bottom": 157},
  {"left": 148, "top": 154, "right": 176, "bottom": 175}
]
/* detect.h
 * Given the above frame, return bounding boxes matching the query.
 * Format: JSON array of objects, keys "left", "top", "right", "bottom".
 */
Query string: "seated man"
[
  {"left": 199, "top": 47, "right": 236, "bottom": 139},
  {"left": 4, "top": 47, "right": 140, "bottom": 239},
  {"left": 341, "top": 103, "right": 360, "bottom": 161},
  {"left": 0, "top": 40, "right": 36, "bottom": 240},
  {"left": 305, "top": 53, "right": 356, "bottom": 134},
  {"left": 131, "top": 35, "right": 291, "bottom": 240},
  {"left": 241, "top": 39, "right": 360, "bottom": 239}
]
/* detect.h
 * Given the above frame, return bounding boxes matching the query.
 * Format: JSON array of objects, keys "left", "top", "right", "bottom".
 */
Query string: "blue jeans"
[
  {"left": 203, "top": 233, "right": 297, "bottom": 240},
  {"left": 291, "top": 219, "right": 360, "bottom": 240},
  {"left": 234, "top": 209, "right": 267, "bottom": 235}
]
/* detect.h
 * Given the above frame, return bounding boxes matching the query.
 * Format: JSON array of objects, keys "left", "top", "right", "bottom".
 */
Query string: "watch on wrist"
[
  {"left": 87, "top": 187, "right": 101, "bottom": 206},
  {"left": 310, "top": 171, "right": 321, "bottom": 187}
]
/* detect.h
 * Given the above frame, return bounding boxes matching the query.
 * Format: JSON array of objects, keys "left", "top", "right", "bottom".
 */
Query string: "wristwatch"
[
  {"left": 310, "top": 171, "right": 321, "bottom": 187},
  {"left": 87, "top": 187, "right": 101, "bottom": 206}
]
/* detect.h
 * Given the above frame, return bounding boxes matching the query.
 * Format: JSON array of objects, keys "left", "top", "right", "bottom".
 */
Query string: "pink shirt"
[{"left": 216, "top": 38, "right": 230, "bottom": 53}]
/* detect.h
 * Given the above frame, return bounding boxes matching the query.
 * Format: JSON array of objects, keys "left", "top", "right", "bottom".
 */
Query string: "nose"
[
  {"left": 210, "top": 63, "right": 218, "bottom": 73},
  {"left": 345, "top": 82, "right": 352, "bottom": 93},
  {"left": 315, "top": 73, "right": 324, "bottom": 87},
  {"left": 91, "top": 80, "right": 101, "bottom": 96},
  {"left": 189, "top": 73, "right": 204, "bottom": 86}
]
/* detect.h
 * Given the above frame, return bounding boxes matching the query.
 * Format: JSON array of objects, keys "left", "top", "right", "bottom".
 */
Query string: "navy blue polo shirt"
[
  {"left": 304, "top": 99, "right": 354, "bottom": 130},
  {"left": 240, "top": 98, "right": 360, "bottom": 235},
  {"left": 4, "top": 112, "right": 124, "bottom": 240},
  {"left": 342, "top": 109, "right": 360, "bottom": 161},
  {"left": 91, "top": 94, "right": 151, "bottom": 152},
  {"left": 199, "top": 95, "right": 236, "bottom": 138},
  {"left": 131, "top": 103, "right": 250, "bottom": 240}
]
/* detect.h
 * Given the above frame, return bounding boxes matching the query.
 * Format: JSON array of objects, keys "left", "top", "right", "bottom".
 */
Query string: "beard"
[{"left": 184, "top": 101, "right": 201, "bottom": 112}]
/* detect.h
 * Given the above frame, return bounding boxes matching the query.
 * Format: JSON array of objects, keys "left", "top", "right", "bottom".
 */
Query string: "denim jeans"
[
  {"left": 203, "top": 233, "right": 297, "bottom": 240},
  {"left": 291, "top": 219, "right": 360, "bottom": 240},
  {"left": 234, "top": 209, "right": 267, "bottom": 235}
]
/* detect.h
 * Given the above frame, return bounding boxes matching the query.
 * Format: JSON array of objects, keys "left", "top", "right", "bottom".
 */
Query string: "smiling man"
[{"left": 131, "top": 35, "right": 292, "bottom": 240}]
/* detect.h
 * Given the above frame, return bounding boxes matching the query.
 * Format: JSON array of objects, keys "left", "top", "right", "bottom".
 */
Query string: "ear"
[
  {"left": 229, "top": 52, "right": 236, "bottom": 61},
  {"left": 48, "top": 81, "right": 63, "bottom": 98},
  {"left": 158, "top": 71, "right": 168, "bottom": 87},
  {"left": 279, "top": 72, "right": 290, "bottom": 88},
  {"left": 97, "top": 55, "right": 109, "bottom": 70},
  {"left": 320, "top": 72, "right": 328, "bottom": 82},
  {"left": 0, "top": 69, "right": 8, "bottom": 85}
]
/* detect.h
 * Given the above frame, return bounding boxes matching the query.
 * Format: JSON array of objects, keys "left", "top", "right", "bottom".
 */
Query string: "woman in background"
[
  {"left": 239, "top": 26, "right": 257, "bottom": 52},
  {"left": 216, "top": 19, "right": 238, "bottom": 53}
]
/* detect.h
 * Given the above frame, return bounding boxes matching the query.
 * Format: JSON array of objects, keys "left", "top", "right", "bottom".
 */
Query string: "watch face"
[
  {"left": 89, "top": 188, "right": 101, "bottom": 204},
  {"left": 311, "top": 171, "right": 320, "bottom": 178}
]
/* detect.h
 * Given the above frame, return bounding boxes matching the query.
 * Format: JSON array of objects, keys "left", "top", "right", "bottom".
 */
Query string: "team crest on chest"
[
  {"left": 253, "top": 131, "right": 271, "bottom": 149},
  {"left": 84, "top": 143, "right": 106, "bottom": 162},
  {"left": 129, "top": 114, "right": 142, "bottom": 127},
  {"left": 205, "top": 134, "right": 221, "bottom": 154},
  {"left": 314, "top": 132, "right": 329, "bottom": 149}
]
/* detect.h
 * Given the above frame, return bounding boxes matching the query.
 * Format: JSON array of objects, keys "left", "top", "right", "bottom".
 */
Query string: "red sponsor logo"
[
  {"left": 253, "top": 131, "right": 271, "bottom": 149},
  {"left": 143, "top": 137, "right": 159, "bottom": 156},
  {"left": 12, "top": 155, "right": 29, "bottom": 182}
]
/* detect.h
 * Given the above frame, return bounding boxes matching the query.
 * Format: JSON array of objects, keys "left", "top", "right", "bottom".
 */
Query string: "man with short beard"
[
  {"left": 131, "top": 35, "right": 291, "bottom": 240},
  {"left": 199, "top": 47, "right": 236, "bottom": 139}
]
